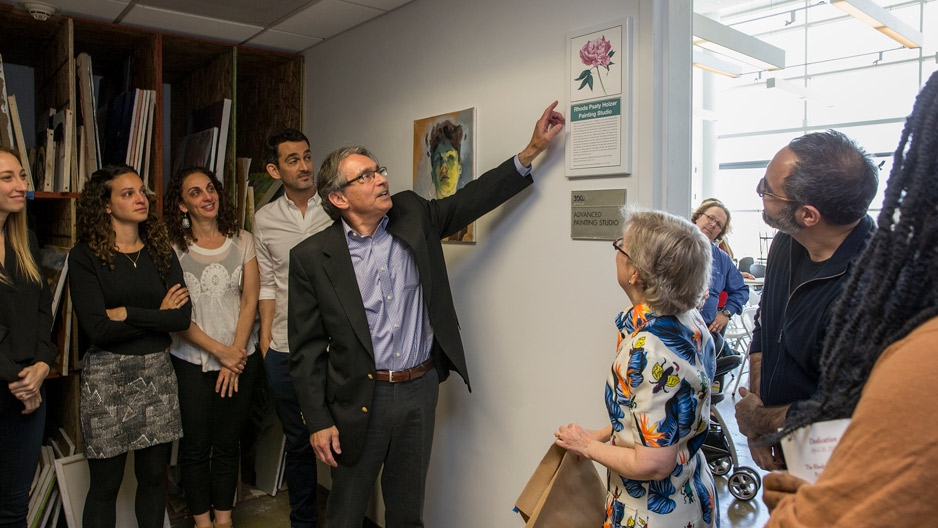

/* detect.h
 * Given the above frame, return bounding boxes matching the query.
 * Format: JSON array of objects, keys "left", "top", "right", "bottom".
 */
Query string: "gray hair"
[
  {"left": 621, "top": 207, "right": 712, "bottom": 316},
  {"left": 316, "top": 145, "right": 378, "bottom": 221}
]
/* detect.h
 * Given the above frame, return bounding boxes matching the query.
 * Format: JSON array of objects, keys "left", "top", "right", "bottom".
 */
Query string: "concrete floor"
[{"left": 170, "top": 371, "right": 771, "bottom": 528}]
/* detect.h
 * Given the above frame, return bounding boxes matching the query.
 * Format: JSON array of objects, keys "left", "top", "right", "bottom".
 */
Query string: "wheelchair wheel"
[
  {"left": 709, "top": 456, "right": 732, "bottom": 476},
  {"left": 728, "top": 468, "right": 761, "bottom": 501}
]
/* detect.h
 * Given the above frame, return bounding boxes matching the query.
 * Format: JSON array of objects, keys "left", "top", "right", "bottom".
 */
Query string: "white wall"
[{"left": 303, "top": 0, "right": 691, "bottom": 525}]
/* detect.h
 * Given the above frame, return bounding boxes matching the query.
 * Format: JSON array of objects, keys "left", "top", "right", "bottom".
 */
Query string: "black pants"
[
  {"left": 0, "top": 385, "right": 46, "bottom": 528},
  {"left": 171, "top": 352, "right": 261, "bottom": 515},
  {"left": 83, "top": 442, "right": 172, "bottom": 528}
]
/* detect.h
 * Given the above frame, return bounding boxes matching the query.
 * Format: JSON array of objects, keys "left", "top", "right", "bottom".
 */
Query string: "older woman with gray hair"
[{"left": 555, "top": 208, "right": 718, "bottom": 528}]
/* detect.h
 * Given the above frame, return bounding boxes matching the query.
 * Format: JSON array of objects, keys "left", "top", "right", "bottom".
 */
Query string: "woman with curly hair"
[
  {"left": 163, "top": 167, "right": 256, "bottom": 528},
  {"left": 555, "top": 208, "right": 717, "bottom": 528},
  {"left": 0, "top": 147, "right": 56, "bottom": 527},
  {"left": 69, "top": 164, "right": 191, "bottom": 528}
]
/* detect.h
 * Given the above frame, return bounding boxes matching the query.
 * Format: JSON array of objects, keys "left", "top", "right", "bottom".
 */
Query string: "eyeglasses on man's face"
[
  {"left": 701, "top": 212, "right": 725, "bottom": 231},
  {"left": 613, "top": 238, "right": 630, "bottom": 259},
  {"left": 756, "top": 176, "right": 797, "bottom": 203},
  {"left": 342, "top": 166, "right": 388, "bottom": 188}
]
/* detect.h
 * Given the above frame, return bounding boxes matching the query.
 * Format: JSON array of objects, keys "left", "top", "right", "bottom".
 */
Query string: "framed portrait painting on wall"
[{"left": 413, "top": 107, "right": 477, "bottom": 243}]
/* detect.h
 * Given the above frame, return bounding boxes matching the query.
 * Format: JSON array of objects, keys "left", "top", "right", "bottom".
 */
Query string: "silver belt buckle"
[{"left": 387, "top": 369, "right": 401, "bottom": 383}]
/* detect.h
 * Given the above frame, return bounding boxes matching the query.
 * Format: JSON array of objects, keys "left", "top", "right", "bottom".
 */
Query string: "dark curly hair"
[
  {"left": 773, "top": 70, "right": 938, "bottom": 442},
  {"left": 163, "top": 166, "right": 239, "bottom": 251},
  {"left": 76, "top": 164, "right": 174, "bottom": 278}
]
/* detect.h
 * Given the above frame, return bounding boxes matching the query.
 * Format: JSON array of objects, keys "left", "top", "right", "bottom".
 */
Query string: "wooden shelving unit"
[{"left": 1, "top": 1, "right": 304, "bottom": 446}]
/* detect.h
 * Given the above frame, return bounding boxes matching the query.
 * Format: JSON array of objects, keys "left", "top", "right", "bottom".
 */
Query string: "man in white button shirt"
[{"left": 253, "top": 128, "right": 332, "bottom": 528}]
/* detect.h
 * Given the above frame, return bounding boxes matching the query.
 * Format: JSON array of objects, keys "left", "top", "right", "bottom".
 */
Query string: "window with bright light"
[{"left": 694, "top": 0, "right": 934, "bottom": 262}]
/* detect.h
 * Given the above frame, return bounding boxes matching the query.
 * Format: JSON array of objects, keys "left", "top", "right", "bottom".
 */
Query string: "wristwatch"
[{"left": 720, "top": 308, "right": 734, "bottom": 318}]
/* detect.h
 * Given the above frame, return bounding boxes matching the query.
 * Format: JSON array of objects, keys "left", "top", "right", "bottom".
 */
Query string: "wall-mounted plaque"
[{"left": 571, "top": 189, "right": 627, "bottom": 240}]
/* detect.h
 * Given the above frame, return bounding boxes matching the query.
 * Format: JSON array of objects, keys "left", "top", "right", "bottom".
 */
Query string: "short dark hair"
[
  {"left": 264, "top": 128, "right": 309, "bottom": 167},
  {"left": 426, "top": 120, "right": 463, "bottom": 162},
  {"left": 775, "top": 70, "right": 938, "bottom": 442},
  {"left": 784, "top": 130, "right": 878, "bottom": 226},
  {"left": 316, "top": 145, "right": 378, "bottom": 221}
]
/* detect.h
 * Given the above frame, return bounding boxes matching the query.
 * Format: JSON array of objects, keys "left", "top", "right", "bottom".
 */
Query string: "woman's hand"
[
  {"left": 214, "top": 344, "right": 247, "bottom": 373},
  {"left": 160, "top": 284, "right": 189, "bottom": 310},
  {"left": 8, "top": 362, "right": 50, "bottom": 401},
  {"left": 763, "top": 471, "right": 809, "bottom": 511},
  {"left": 106, "top": 307, "right": 128, "bottom": 321},
  {"left": 21, "top": 392, "right": 42, "bottom": 414},
  {"left": 554, "top": 422, "right": 596, "bottom": 459},
  {"left": 215, "top": 367, "right": 240, "bottom": 397}
]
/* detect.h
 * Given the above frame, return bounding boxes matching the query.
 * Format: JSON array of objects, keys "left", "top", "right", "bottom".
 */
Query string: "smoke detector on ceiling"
[{"left": 20, "top": 1, "right": 58, "bottom": 21}]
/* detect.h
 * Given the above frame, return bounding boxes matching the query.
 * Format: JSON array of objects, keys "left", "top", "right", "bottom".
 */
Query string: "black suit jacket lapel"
[{"left": 320, "top": 223, "right": 374, "bottom": 357}]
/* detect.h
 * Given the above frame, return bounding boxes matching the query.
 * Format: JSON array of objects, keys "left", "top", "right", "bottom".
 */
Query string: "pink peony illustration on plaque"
[{"left": 575, "top": 35, "right": 616, "bottom": 95}]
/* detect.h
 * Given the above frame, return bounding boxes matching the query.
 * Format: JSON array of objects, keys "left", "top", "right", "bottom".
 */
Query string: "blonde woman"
[{"left": 0, "top": 146, "right": 55, "bottom": 527}]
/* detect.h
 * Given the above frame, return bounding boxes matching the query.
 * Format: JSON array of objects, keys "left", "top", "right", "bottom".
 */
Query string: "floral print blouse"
[{"left": 603, "top": 303, "right": 717, "bottom": 528}]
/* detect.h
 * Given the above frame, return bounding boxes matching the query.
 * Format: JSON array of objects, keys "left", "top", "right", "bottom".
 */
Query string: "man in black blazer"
[{"left": 288, "top": 102, "right": 564, "bottom": 527}]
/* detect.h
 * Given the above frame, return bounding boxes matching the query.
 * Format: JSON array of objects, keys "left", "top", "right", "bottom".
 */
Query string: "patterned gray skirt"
[{"left": 80, "top": 347, "right": 183, "bottom": 459}]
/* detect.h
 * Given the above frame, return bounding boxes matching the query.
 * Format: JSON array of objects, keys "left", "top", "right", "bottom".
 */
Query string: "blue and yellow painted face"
[{"left": 431, "top": 141, "right": 461, "bottom": 198}]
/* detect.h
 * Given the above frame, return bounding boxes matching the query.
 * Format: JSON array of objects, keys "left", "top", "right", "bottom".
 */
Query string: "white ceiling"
[{"left": 12, "top": 0, "right": 415, "bottom": 53}]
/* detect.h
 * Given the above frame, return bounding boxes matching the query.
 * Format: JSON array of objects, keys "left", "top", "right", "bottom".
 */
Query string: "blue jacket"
[
  {"left": 700, "top": 243, "right": 749, "bottom": 325},
  {"left": 752, "top": 215, "right": 875, "bottom": 409}
]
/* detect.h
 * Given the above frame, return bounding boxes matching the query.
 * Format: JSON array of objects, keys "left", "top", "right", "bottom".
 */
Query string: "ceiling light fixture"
[
  {"left": 831, "top": 0, "right": 923, "bottom": 49},
  {"left": 766, "top": 77, "right": 811, "bottom": 100},
  {"left": 693, "top": 13, "right": 786, "bottom": 71},
  {"left": 693, "top": 50, "right": 743, "bottom": 78}
]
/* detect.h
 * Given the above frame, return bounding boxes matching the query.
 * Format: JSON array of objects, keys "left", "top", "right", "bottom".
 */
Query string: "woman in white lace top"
[{"left": 164, "top": 167, "right": 259, "bottom": 528}]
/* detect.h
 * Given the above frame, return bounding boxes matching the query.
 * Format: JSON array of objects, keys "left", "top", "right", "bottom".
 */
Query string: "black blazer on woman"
[{"left": 0, "top": 231, "right": 55, "bottom": 383}]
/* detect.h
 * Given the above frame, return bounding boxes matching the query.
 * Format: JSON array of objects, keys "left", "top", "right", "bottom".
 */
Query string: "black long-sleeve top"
[
  {"left": 0, "top": 231, "right": 56, "bottom": 383},
  {"left": 68, "top": 242, "right": 191, "bottom": 357}
]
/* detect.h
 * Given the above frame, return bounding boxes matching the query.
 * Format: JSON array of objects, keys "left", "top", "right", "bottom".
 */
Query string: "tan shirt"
[
  {"left": 767, "top": 315, "right": 938, "bottom": 526},
  {"left": 253, "top": 192, "right": 332, "bottom": 353}
]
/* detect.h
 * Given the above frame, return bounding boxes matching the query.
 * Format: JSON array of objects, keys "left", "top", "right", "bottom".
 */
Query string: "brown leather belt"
[{"left": 374, "top": 358, "right": 434, "bottom": 383}]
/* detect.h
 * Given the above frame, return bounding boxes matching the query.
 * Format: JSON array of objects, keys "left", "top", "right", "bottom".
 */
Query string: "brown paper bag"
[{"left": 514, "top": 443, "right": 606, "bottom": 527}]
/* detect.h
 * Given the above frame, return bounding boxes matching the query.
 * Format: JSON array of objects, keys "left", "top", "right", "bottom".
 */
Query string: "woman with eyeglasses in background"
[
  {"left": 555, "top": 208, "right": 717, "bottom": 527},
  {"left": 691, "top": 199, "right": 751, "bottom": 355},
  {"left": 0, "top": 147, "right": 55, "bottom": 528},
  {"left": 70, "top": 164, "right": 191, "bottom": 528}
]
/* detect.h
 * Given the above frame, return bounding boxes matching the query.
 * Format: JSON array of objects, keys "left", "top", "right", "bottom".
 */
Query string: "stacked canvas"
[
  {"left": 0, "top": 54, "right": 35, "bottom": 191},
  {"left": 102, "top": 88, "right": 157, "bottom": 185},
  {"left": 173, "top": 99, "right": 231, "bottom": 180}
]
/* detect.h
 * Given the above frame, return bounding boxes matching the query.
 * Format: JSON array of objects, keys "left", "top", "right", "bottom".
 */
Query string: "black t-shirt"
[{"left": 790, "top": 243, "right": 828, "bottom": 294}]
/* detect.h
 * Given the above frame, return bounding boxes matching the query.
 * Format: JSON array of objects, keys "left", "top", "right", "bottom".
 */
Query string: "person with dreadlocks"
[
  {"left": 762, "top": 69, "right": 938, "bottom": 526},
  {"left": 734, "top": 130, "right": 879, "bottom": 471}
]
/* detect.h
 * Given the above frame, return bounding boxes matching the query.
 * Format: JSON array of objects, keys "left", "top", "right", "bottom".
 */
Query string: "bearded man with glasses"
[
  {"left": 287, "top": 102, "right": 564, "bottom": 527},
  {"left": 735, "top": 130, "right": 879, "bottom": 472}
]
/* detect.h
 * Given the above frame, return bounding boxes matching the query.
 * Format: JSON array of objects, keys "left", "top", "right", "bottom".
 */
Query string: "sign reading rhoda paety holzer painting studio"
[{"left": 571, "top": 189, "right": 626, "bottom": 240}]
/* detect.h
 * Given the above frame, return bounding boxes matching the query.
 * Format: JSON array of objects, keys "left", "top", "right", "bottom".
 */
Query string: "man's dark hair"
[
  {"left": 783, "top": 130, "right": 878, "bottom": 226},
  {"left": 426, "top": 120, "right": 463, "bottom": 162},
  {"left": 775, "top": 71, "right": 938, "bottom": 440},
  {"left": 264, "top": 128, "right": 309, "bottom": 167}
]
